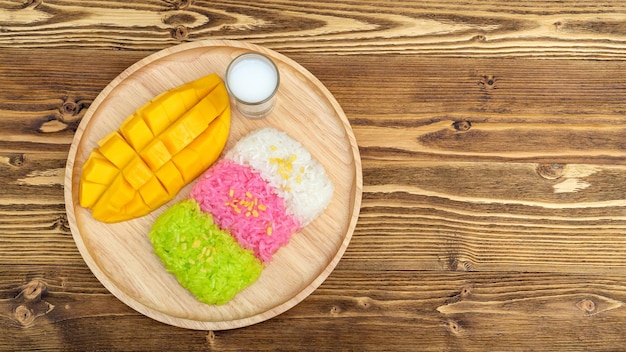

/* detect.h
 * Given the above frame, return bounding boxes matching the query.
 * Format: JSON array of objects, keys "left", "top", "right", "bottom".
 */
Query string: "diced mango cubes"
[
  {"left": 79, "top": 181, "right": 108, "bottom": 208},
  {"left": 155, "top": 161, "right": 185, "bottom": 196},
  {"left": 81, "top": 150, "right": 118, "bottom": 185},
  {"left": 98, "top": 132, "right": 136, "bottom": 169},
  {"left": 119, "top": 113, "right": 154, "bottom": 151},
  {"left": 79, "top": 73, "right": 231, "bottom": 223}
]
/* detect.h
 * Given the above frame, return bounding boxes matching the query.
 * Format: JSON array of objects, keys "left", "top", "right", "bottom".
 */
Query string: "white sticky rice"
[{"left": 225, "top": 127, "right": 334, "bottom": 226}]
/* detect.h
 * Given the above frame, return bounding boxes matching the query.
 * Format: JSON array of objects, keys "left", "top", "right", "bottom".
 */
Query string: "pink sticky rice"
[{"left": 190, "top": 159, "right": 301, "bottom": 262}]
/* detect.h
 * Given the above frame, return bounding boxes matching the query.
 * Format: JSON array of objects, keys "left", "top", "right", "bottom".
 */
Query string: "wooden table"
[{"left": 2, "top": 1, "right": 626, "bottom": 350}]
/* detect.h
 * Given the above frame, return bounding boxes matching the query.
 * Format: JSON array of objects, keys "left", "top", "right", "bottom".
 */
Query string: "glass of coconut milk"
[{"left": 225, "top": 52, "right": 280, "bottom": 119}]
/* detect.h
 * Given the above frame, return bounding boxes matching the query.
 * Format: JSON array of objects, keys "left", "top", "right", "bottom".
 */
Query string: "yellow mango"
[
  {"left": 91, "top": 174, "right": 135, "bottom": 220},
  {"left": 188, "top": 107, "right": 230, "bottom": 155},
  {"left": 122, "top": 156, "right": 153, "bottom": 190},
  {"left": 82, "top": 150, "right": 118, "bottom": 185},
  {"left": 155, "top": 161, "right": 185, "bottom": 196},
  {"left": 139, "top": 139, "right": 172, "bottom": 171},
  {"left": 79, "top": 181, "right": 108, "bottom": 208},
  {"left": 98, "top": 132, "right": 136, "bottom": 169},
  {"left": 172, "top": 148, "right": 200, "bottom": 183},
  {"left": 160, "top": 92, "right": 187, "bottom": 119},
  {"left": 139, "top": 176, "right": 170, "bottom": 210},
  {"left": 78, "top": 73, "right": 231, "bottom": 223},
  {"left": 177, "top": 88, "right": 202, "bottom": 110},
  {"left": 160, "top": 118, "right": 196, "bottom": 155},
  {"left": 140, "top": 103, "right": 171, "bottom": 136},
  {"left": 123, "top": 193, "right": 150, "bottom": 218},
  {"left": 119, "top": 113, "right": 154, "bottom": 151}
]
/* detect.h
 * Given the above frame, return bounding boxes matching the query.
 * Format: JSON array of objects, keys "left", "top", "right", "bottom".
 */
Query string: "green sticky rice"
[{"left": 149, "top": 199, "right": 263, "bottom": 305}]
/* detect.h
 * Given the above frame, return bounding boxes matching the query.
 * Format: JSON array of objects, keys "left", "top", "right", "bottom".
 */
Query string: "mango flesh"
[{"left": 79, "top": 73, "right": 231, "bottom": 223}]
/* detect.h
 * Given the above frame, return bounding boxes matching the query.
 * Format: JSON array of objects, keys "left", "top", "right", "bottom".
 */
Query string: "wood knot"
[
  {"left": 445, "top": 320, "right": 462, "bottom": 336},
  {"left": 357, "top": 297, "right": 374, "bottom": 310},
  {"left": 577, "top": 298, "right": 597, "bottom": 315},
  {"left": 472, "top": 34, "right": 486, "bottom": 42},
  {"left": 9, "top": 154, "right": 25, "bottom": 167},
  {"left": 536, "top": 163, "right": 565, "bottom": 180},
  {"left": 330, "top": 305, "right": 342, "bottom": 315},
  {"left": 206, "top": 331, "right": 216, "bottom": 345},
  {"left": 461, "top": 286, "right": 472, "bottom": 297},
  {"left": 58, "top": 97, "right": 89, "bottom": 122},
  {"left": 41, "top": 97, "right": 88, "bottom": 134},
  {"left": 479, "top": 75, "right": 497, "bottom": 90},
  {"left": 14, "top": 305, "right": 35, "bottom": 326},
  {"left": 452, "top": 120, "right": 472, "bottom": 132},
  {"left": 55, "top": 215, "right": 71, "bottom": 233},
  {"left": 62, "top": 102, "right": 77, "bottom": 116},
  {"left": 11, "top": 280, "right": 54, "bottom": 328},
  {"left": 19, "top": 280, "right": 46, "bottom": 300},
  {"left": 172, "top": 25, "right": 189, "bottom": 40}
]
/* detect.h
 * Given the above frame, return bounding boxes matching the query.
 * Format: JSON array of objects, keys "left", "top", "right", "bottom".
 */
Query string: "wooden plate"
[{"left": 64, "top": 40, "right": 362, "bottom": 330}]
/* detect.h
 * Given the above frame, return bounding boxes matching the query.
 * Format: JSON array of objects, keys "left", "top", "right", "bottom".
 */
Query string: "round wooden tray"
[{"left": 64, "top": 40, "right": 362, "bottom": 330}]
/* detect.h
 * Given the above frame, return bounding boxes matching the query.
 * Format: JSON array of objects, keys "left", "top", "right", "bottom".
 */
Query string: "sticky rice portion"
[
  {"left": 225, "top": 127, "right": 334, "bottom": 226},
  {"left": 149, "top": 199, "right": 263, "bottom": 305},
  {"left": 190, "top": 159, "right": 301, "bottom": 262}
]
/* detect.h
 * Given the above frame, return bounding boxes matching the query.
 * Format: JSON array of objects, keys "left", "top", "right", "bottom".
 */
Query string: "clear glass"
[{"left": 225, "top": 52, "right": 280, "bottom": 119}]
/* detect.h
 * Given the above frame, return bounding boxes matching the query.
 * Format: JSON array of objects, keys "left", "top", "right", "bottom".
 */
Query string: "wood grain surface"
[{"left": 2, "top": 0, "right": 626, "bottom": 350}]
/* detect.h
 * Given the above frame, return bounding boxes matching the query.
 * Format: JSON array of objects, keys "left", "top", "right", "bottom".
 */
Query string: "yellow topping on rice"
[
  {"left": 269, "top": 154, "right": 306, "bottom": 185},
  {"left": 225, "top": 190, "right": 268, "bottom": 219}
]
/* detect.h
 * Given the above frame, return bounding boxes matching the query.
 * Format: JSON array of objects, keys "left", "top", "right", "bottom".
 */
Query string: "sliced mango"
[
  {"left": 82, "top": 150, "right": 118, "bottom": 185},
  {"left": 155, "top": 161, "right": 185, "bottom": 196},
  {"left": 79, "top": 73, "right": 231, "bottom": 223},
  {"left": 160, "top": 117, "right": 197, "bottom": 155},
  {"left": 122, "top": 194, "right": 150, "bottom": 221},
  {"left": 90, "top": 174, "right": 135, "bottom": 221},
  {"left": 98, "top": 132, "right": 136, "bottom": 169},
  {"left": 139, "top": 176, "right": 170, "bottom": 210},
  {"left": 175, "top": 107, "right": 231, "bottom": 182},
  {"left": 79, "top": 181, "right": 108, "bottom": 208},
  {"left": 141, "top": 103, "right": 171, "bottom": 136},
  {"left": 189, "top": 107, "right": 230, "bottom": 154},
  {"left": 122, "top": 156, "right": 153, "bottom": 190},
  {"left": 140, "top": 139, "right": 172, "bottom": 171},
  {"left": 119, "top": 113, "right": 154, "bottom": 151}
]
